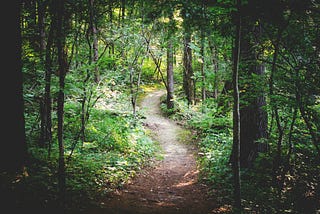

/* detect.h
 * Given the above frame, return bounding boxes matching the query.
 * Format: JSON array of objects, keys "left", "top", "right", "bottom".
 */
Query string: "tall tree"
[
  {"left": 1, "top": 0, "right": 28, "bottom": 173},
  {"left": 55, "top": 0, "right": 68, "bottom": 206},
  {"left": 200, "top": 0, "right": 206, "bottom": 101},
  {"left": 182, "top": 2, "right": 195, "bottom": 105},
  {"left": 239, "top": 1, "right": 268, "bottom": 167},
  {"left": 40, "top": 10, "right": 54, "bottom": 152},
  {"left": 166, "top": 11, "right": 175, "bottom": 110},
  {"left": 166, "top": 38, "right": 174, "bottom": 110},
  {"left": 89, "top": 0, "right": 100, "bottom": 83},
  {"left": 232, "top": 0, "right": 242, "bottom": 210}
]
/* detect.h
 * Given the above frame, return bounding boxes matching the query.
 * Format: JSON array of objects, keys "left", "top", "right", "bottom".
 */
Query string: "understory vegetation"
[
  {"left": 161, "top": 93, "right": 320, "bottom": 213},
  {"left": 3, "top": 0, "right": 320, "bottom": 213},
  {"left": 3, "top": 83, "right": 160, "bottom": 211}
]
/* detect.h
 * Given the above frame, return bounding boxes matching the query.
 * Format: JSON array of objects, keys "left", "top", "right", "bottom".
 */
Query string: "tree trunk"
[
  {"left": 232, "top": 0, "right": 242, "bottom": 210},
  {"left": 239, "top": 16, "right": 268, "bottom": 168},
  {"left": 269, "top": 28, "right": 285, "bottom": 183},
  {"left": 0, "top": 1, "right": 27, "bottom": 173},
  {"left": 200, "top": 32, "right": 206, "bottom": 102},
  {"left": 167, "top": 38, "right": 174, "bottom": 109},
  {"left": 121, "top": 0, "right": 125, "bottom": 21},
  {"left": 89, "top": 0, "right": 100, "bottom": 83},
  {"left": 38, "top": 0, "right": 46, "bottom": 54},
  {"left": 208, "top": 39, "right": 219, "bottom": 99},
  {"left": 183, "top": 32, "right": 194, "bottom": 105},
  {"left": 40, "top": 21, "right": 54, "bottom": 154},
  {"left": 200, "top": 1, "right": 206, "bottom": 101},
  {"left": 56, "top": 0, "right": 67, "bottom": 207}
]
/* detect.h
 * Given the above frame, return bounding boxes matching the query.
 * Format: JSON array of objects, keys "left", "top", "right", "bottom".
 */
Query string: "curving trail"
[{"left": 89, "top": 90, "right": 216, "bottom": 214}]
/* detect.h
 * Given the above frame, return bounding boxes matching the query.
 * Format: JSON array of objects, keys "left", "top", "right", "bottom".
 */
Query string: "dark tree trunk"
[
  {"left": 182, "top": 2, "right": 194, "bottom": 106},
  {"left": 38, "top": 0, "right": 52, "bottom": 151},
  {"left": 0, "top": 0, "right": 28, "bottom": 173},
  {"left": 239, "top": 14, "right": 268, "bottom": 168},
  {"left": 268, "top": 28, "right": 286, "bottom": 186},
  {"left": 40, "top": 20, "right": 54, "bottom": 153},
  {"left": 121, "top": 0, "right": 125, "bottom": 21},
  {"left": 200, "top": 1, "right": 206, "bottom": 102},
  {"left": 167, "top": 39, "right": 174, "bottom": 109},
  {"left": 38, "top": 0, "right": 46, "bottom": 54},
  {"left": 239, "top": 63, "right": 268, "bottom": 167},
  {"left": 208, "top": 39, "right": 219, "bottom": 99},
  {"left": 56, "top": 0, "right": 67, "bottom": 207}
]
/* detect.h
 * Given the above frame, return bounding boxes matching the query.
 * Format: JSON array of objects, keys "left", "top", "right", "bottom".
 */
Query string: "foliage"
[{"left": 13, "top": 0, "right": 320, "bottom": 213}]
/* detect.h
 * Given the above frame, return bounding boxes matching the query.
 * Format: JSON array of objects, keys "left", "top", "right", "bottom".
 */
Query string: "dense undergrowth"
[
  {"left": 1, "top": 84, "right": 160, "bottom": 212},
  {"left": 161, "top": 94, "right": 320, "bottom": 213}
]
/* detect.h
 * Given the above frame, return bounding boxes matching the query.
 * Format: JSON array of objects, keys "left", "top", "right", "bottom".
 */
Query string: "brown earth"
[{"left": 87, "top": 90, "right": 218, "bottom": 214}]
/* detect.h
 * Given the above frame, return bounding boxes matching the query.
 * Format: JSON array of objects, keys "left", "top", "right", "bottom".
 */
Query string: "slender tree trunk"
[
  {"left": 80, "top": 80, "right": 88, "bottom": 144},
  {"left": 89, "top": 0, "right": 100, "bottom": 83},
  {"left": 183, "top": 32, "right": 194, "bottom": 105},
  {"left": 200, "top": 1, "right": 206, "bottom": 101},
  {"left": 38, "top": 0, "right": 46, "bottom": 54},
  {"left": 269, "top": 28, "right": 284, "bottom": 184},
  {"left": 232, "top": 0, "right": 242, "bottom": 210},
  {"left": 37, "top": 0, "right": 52, "bottom": 149},
  {"left": 42, "top": 22, "right": 54, "bottom": 155},
  {"left": 200, "top": 32, "right": 206, "bottom": 102},
  {"left": 287, "top": 107, "right": 297, "bottom": 160},
  {"left": 208, "top": 40, "right": 219, "bottom": 99},
  {"left": 56, "top": 0, "right": 67, "bottom": 207},
  {"left": 130, "top": 65, "right": 142, "bottom": 117},
  {"left": 167, "top": 38, "right": 174, "bottom": 109},
  {"left": 121, "top": 0, "right": 125, "bottom": 21}
]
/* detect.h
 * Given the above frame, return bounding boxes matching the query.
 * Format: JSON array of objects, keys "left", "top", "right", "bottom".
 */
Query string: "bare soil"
[{"left": 88, "top": 90, "right": 217, "bottom": 214}]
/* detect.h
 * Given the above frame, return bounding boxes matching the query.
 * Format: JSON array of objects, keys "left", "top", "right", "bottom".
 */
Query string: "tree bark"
[
  {"left": 183, "top": 32, "right": 194, "bottom": 105},
  {"left": 200, "top": 1, "right": 206, "bottom": 101},
  {"left": 89, "top": 0, "right": 100, "bottom": 83},
  {"left": 38, "top": 0, "right": 46, "bottom": 54},
  {"left": 182, "top": 2, "right": 194, "bottom": 106},
  {"left": 56, "top": 0, "right": 67, "bottom": 207},
  {"left": 166, "top": 38, "right": 174, "bottom": 110},
  {"left": 41, "top": 21, "right": 54, "bottom": 154},
  {"left": 239, "top": 13, "right": 268, "bottom": 168},
  {"left": 200, "top": 33, "right": 206, "bottom": 101},
  {"left": 0, "top": 0, "right": 28, "bottom": 173}
]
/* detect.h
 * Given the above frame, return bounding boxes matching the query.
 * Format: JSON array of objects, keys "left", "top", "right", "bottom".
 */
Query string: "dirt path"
[{"left": 89, "top": 90, "right": 216, "bottom": 214}]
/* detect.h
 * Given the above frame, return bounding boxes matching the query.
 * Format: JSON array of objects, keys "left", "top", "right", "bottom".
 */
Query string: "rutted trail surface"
[{"left": 90, "top": 90, "right": 215, "bottom": 214}]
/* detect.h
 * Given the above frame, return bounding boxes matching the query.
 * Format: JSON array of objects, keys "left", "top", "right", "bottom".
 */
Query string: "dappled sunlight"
[
  {"left": 155, "top": 201, "right": 176, "bottom": 207},
  {"left": 173, "top": 179, "right": 195, "bottom": 188},
  {"left": 210, "top": 205, "right": 232, "bottom": 213},
  {"left": 172, "top": 170, "right": 199, "bottom": 188}
]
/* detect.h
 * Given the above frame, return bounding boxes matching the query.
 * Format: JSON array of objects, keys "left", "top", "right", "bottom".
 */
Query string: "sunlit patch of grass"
[
  {"left": 176, "top": 128, "right": 193, "bottom": 145},
  {"left": 137, "top": 83, "right": 165, "bottom": 105}
]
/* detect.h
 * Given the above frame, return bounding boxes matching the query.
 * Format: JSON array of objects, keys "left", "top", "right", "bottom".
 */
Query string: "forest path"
[{"left": 89, "top": 90, "right": 216, "bottom": 214}]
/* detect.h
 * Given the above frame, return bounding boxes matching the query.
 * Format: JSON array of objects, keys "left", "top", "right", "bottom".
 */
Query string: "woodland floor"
[{"left": 85, "top": 90, "right": 218, "bottom": 214}]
